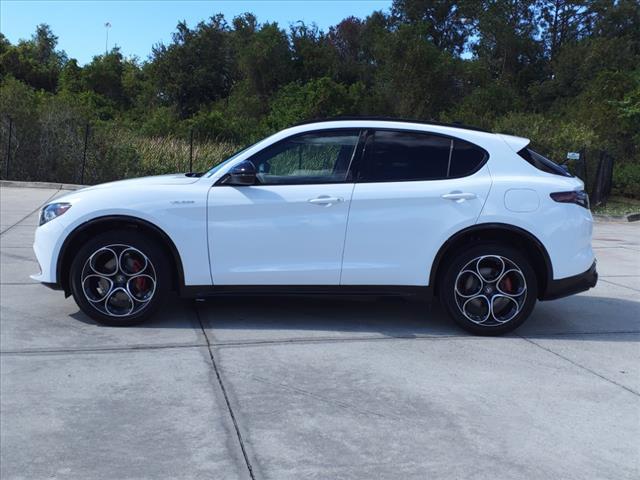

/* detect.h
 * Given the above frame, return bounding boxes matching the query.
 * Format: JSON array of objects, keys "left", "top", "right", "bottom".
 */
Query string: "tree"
[
  {"left": 391, "top": 0, "right": 475, "bottom": 55},
  {"left": 82, "top": 49, "right": 128, "bottom": 106},
  {"left": 0, "top": 24, "right": 66, "bottom": 91},
  {"left": 538, "top": 0, "right": 590, "bottom": 61},
  {"left": 234, "top": 21, "right": 294, "bottom": 98},
  {"left": 473, "top": 0, "right": 545, "bottom": 91},
  {"left": 267, "top": 77, "right": 364, "bottom": 130},
  {"left": 149, "top": 15, "right": 234, "bottom": 116},
  {"left": 290, "top": 22, "right": 337, "bottom": 82}
]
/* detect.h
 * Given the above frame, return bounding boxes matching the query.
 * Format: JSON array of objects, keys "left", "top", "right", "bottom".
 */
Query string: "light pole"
[{"left": 104, "top": 22, "right": 111, "bottom": 54}]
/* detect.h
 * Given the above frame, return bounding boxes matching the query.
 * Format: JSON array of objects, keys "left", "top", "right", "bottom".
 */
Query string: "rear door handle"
[
  {"left": 308, "top": 196, "right": 343, "bottom": 206},
  {"left": 441, "top": 192, "right": 477, "bottom": 202}
]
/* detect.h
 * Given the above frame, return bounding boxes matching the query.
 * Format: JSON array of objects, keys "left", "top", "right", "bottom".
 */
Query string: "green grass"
[
  {"left": 126, "top": 133, "right": 240, "bottom": 175},
  {"left": 592, "top": 196, "right": 640, "bottom": 216}
]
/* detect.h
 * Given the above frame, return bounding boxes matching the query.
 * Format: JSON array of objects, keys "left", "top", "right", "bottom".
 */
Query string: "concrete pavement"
[{"left": 1, "top": 184, "right": 638, "bottom": 479}]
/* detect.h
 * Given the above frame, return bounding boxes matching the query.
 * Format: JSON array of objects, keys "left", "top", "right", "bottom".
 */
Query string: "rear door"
[
  {"left": 208, "top": 129, "right": 362, "bottom": 285},
  {"left": 341, "top": 129, "right": 492, "bottom": 286}
]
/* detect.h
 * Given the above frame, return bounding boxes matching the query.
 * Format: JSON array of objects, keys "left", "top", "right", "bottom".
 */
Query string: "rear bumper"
[{"left": 540, "top": 261, "right": 598, "bottom": 301}]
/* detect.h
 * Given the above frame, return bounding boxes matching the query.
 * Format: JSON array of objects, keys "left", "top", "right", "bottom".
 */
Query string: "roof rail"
[{"left": 292, "top": 116, "right": 491, "bottom": 133}]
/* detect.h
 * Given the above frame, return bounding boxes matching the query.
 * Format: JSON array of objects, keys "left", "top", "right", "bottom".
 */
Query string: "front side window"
[
  {"left": 249, "top": 130, "right": 360, "bottom": 185},
  {"left": 361, "top": 130, "right": 487, "bottom": 182}
]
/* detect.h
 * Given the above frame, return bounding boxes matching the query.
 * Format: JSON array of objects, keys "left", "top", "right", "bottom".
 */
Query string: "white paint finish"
[
  {"left": 31, "top": 119, "right": 595, "bottom": 292},
  {"left": 481, "top": 173, "right": 594, "bottom": 280},
  {"left": 504, "top": 188, "right": 540, "bottom": 213},
  {"left": 496, "top": 133, "right": 530, "bottom": 152},
  {"left": 341, "top": 167, "right": 492, "bottom": 285},
  {"left": 32, "top": 176, "right": 212, "bottom": 285},
  {"left": 208, "top": 184, "right": 354, "bottom": 285}
]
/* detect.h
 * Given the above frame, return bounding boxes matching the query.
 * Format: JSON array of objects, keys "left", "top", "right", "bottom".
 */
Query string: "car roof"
[
  {"left": 286, "top": 117, "right": 530, "bottom": 152},
  {"left": 293, "top": 116, "right": 490, "bottom": 133}
]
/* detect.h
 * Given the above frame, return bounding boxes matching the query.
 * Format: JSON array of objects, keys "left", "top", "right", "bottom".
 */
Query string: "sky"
[{"left": 1, "top": 0, "right": 392, "bottom": 65}]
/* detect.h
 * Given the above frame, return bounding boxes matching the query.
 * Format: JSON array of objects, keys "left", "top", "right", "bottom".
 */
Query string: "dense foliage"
[{"left": 1, "top": 0, "right": 638, "bottom": 196}]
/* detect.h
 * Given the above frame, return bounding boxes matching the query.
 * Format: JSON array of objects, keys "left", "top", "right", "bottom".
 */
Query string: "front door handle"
[
  {"left": 308, "top": 196, "right": 343, "bottom": 206},
  {"left": 441, "top": 192, "right": 477, "bottom": 203}
]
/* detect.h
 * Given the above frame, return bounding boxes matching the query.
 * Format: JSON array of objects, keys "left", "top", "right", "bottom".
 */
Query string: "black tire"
[
  {"left": 70, "top": 229, "right": 169, "bottom": 326},
  {"left": 438, "top": 243, "right": 537, "bottom": 335}
]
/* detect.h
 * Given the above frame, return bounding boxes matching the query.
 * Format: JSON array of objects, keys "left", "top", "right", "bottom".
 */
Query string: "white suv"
[{"left": 32, "top": 119, "right": 597, "bottom": 334}]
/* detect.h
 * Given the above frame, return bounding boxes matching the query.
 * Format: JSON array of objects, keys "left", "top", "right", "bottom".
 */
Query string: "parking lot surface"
[{"left": 1, "top": 184, "right": 639, "bottom": 479}]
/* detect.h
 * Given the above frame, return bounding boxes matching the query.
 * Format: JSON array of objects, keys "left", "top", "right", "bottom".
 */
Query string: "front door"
[{"left": 208, "top": 129, "right": 361, "bottom": 285}]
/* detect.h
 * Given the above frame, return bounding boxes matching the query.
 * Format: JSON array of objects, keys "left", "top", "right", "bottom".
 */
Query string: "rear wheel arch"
[
  {"left": 430, "top": 223, "right": 552, "bottom": 299},
  {"left": 57, "top": 215, "right": 184, "bottom": 295}
]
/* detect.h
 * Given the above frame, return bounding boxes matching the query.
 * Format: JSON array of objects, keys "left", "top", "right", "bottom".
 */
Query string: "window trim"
[
  {"left": 356, "top": 128, "right": 489, "bottom": 184},
  {"left": 241, "top": 128, "right": 366, "bottom": 186}
]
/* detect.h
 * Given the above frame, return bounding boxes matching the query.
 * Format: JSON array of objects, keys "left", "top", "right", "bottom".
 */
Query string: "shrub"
[{"left": 612, "top": 162, "right": 640, "bottom": 199}]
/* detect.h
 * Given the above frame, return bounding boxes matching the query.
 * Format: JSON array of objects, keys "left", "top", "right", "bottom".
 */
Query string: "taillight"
[{"left": 550, "top": 190, "right": 590, "bottom": 209}]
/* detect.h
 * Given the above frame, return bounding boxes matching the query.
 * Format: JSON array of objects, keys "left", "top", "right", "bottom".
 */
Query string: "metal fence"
[
  {"left": 1, "top": 114, "right": 617, "bottom": 204},
  {"left": 1, "top": 114, "right": 237, "bottom": 187},
  {"left": 591, "top": 152, "right": 614, "bottom": 206}
]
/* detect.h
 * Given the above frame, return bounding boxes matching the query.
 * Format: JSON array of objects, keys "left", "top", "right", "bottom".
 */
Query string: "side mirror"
[{"left": 220, "top": 160, "right": 256, "bottom": 186}]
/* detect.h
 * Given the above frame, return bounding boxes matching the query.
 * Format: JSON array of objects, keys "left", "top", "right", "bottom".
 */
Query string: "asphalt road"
[{"left": 1, "top": 184, "right": 639, "bottom": 480}]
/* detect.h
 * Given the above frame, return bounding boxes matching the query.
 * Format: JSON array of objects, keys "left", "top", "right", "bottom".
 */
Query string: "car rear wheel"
[
  {"left": 70, "top": 230, "right": 169, "bottom": 326},
  {"left": 439, "top": 243, "right": 537, "bottom": 335}
]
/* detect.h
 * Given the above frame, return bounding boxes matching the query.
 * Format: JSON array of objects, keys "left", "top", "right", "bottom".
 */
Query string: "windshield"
[{"left": 205, "top": 142, "right": 260, "bottom": 177}]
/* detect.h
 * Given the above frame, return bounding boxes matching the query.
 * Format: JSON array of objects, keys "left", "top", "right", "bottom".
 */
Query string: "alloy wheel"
[
  {"left": 453, "top": 255, "right": 527, "bottom": 326},
  {"left": 81, "top": 244, "right": 157, "bottom": 318}
]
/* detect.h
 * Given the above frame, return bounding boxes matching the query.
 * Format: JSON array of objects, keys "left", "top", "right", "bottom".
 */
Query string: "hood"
[{"left": 78, "top": 173, "right": 200, "bottom": 192}]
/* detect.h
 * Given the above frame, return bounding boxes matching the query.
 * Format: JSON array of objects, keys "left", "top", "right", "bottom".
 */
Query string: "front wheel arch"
[{"left": 57, "top": 215, "right": 184, "bottom": 296}]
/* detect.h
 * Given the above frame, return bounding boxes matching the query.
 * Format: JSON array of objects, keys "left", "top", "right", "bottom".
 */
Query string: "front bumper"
[
  {"left": 540, "top": 261, "right": 598, "bottom": 301},
  {"left": 30, "top": 216, "right": 66, "bottom": 285}
]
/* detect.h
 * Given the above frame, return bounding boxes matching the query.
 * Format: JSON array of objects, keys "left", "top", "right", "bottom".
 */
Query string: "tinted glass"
[
  {"left": 364, "top": 131, "right": 451, "bottom": 182},
  {"left": 449, "top": 140, "right": 486, "bottom": 177},
  {"left": 250, "top": 130, "right": 360, "bottom": 185},
  {"left": 518, "top": 147, "right": 572, "bottom": 177}
]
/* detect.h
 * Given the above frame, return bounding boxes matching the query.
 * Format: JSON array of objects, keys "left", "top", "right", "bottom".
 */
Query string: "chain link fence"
[
  {"left": 1, "top": 114, "right": 238, "bottom": 186},
  {"left": 1, "top": 113, "right": 617, "bottom": 205}
]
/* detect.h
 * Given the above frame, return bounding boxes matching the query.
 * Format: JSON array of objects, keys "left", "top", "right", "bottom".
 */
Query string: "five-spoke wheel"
[
  {"left": 440, "top": 244, "right": 537, "bottom": 335},
  {"left": 81, "top": 244, "right": 157, "bottom": 317},
  {"left": 70, "top": 230, "right": 168, "bottom": 326},
  {"left": 454, "top": 255, "right": 527, "bottom": 326}
]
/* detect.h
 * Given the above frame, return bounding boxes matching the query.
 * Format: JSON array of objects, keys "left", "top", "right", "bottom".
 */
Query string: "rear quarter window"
[
  {"left": 449, "top": 140, "right": 487, "bottom": 177},
  {"left": 518, "top": 147, "right": 572, "bottom": 177}
]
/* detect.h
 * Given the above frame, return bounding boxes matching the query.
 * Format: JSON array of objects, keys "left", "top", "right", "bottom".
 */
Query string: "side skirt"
[{"left": 180, "top": 284, "right": 433, "bottom": 301}]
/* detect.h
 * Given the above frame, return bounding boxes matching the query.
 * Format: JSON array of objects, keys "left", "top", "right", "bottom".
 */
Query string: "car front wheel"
[
  {"left": 439, "top": 244, "right": 538, "bottom": 335},
  {"left": 70, "top": 230, "right": 169, "bottom": 326}
]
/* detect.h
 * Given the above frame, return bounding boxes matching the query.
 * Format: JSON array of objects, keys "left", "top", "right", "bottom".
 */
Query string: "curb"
[
  {"left": 592, "top": 213, "right": 640, "bottom": 223},
  {"left": 0, "top": 180, "right": 85, "bottom": 191}
]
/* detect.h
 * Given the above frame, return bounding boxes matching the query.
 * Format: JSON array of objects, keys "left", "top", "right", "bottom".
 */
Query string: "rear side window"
[
  {"left": 450, "top": 140, "right": 487, "bottom": 177},
  {"left": 518, "top": 147, "right": 572, "bottom": 177},
  {"left": 363, "top": 131, "right": 450, "bottom": 182},
  {"left": 361, "top": 130, "right": 487, "bottom": 182}
]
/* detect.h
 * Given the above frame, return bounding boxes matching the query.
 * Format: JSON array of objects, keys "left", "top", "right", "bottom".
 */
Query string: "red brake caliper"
[
  {"left": 503, "top": 276, "right": 513, "bottom": 293},
  {"left": 131, "top": 259, "right": 147, "bottom": 292}
]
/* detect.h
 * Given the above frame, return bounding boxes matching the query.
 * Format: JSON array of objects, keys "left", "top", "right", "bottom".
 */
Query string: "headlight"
[{"left": 39, "top": 203, "right": 72, "bottom": 226}]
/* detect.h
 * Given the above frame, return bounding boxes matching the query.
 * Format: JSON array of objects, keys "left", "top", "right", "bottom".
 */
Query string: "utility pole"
[{"left": 104, "top": 22, "right": 111, "bottom": 54}]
